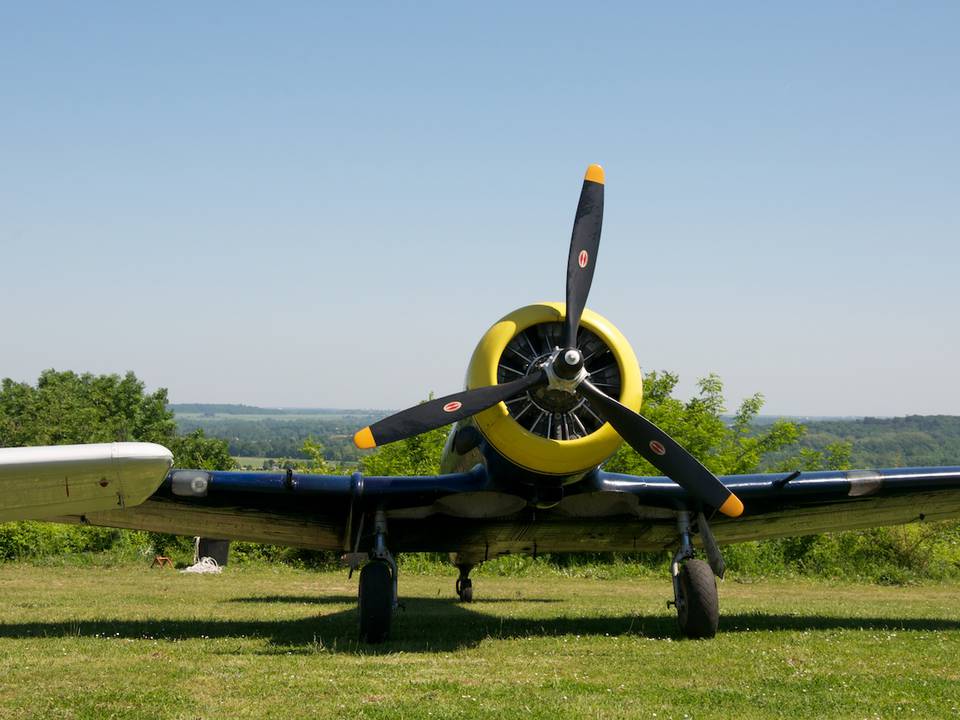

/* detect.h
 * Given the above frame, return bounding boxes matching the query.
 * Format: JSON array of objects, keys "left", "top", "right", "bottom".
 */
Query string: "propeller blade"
[
  {"left": 354, "top": 371, "right": 547, "bottom": 449},
  {"left": 578, "top": 380, "right": 744, "bottom": 517},
  {"left": 564, "top": 164, "right": 605, "bottom": 349}
]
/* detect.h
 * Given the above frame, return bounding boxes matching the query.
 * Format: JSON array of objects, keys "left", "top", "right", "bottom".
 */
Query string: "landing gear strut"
[
  {"left": 455, "top": 564, "right": 474, "bottom": 602},
  {"left": 669, "top": 511, "right": 720, "bottom": 639},
  {"left": 358, "top": 510, "right": 398, "bottom": 643}
]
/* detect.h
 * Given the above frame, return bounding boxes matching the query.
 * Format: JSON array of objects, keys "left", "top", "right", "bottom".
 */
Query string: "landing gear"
[
  {"left": 357, "top": 510, "right": 398, "bottom": 643},
  {"left": 669, "top": 511, "right": 720, "bottom": 639},
  {"left": 675, "top": 559, "right": 718, "bottom": 639},
  {"left": 359, "top": 560, "right": 393, "bottom": 642},
  {"left": 455, "top": 564, "right": 474, "bottom": 602}
]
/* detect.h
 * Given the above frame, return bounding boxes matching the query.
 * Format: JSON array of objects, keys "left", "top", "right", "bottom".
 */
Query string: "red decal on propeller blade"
[
  {"left": 578, "top": 250, "right": 589, "bottom": 268},
  {"left": 443, "top": 401, "right": 463, "bottom": 413},
  {"left": 649, "top": 440, "right": 666, "bottom": 456}
]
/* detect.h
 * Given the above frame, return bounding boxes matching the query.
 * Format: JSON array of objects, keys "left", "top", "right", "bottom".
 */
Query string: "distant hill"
[
  {"left": 170, "top": 403, "right": 960, "bottom": 470},
  {"left": 763, "top": 415, "right": 960, "bottom": 468},
  {"left": 746, "top": 414, "right": 865, "bottom": 426},
  {"left": 169, "top": 403, "right": 390, "bottom": 462},
  {"left": 170, "top": 403, "right": 389, "bottom": 417}
]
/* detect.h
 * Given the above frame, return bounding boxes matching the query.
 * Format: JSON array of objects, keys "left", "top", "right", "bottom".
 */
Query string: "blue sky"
[{"left": 1, "top": 3, "right": 957, "bottom": 415}]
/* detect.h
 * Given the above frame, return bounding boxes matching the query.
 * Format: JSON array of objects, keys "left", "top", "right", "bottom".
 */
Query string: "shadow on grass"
[
  {"left": 0, "top": 594, "right": 956, "bottom": 653},
  {"left": 227, "top": 595, "right": 562, "bottom": 605},
  {"left": 227, "top": 594, "right": 356, "bottom": 605}
]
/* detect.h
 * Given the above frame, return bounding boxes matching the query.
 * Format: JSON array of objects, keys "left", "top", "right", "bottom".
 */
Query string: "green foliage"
[
  {"left": 0, "top": 370, "right": 174, "bottom": 446},
  {"left": 360, "top": 422, "right": 448, "bottom": 475},
  {"left": 228, "top": 542, "right": 341, "bottom": 568},
  {"left": 772, "top": 440, "right": 853, "bottom": 472},
  {"left": 722, "top": 521, "right": 960, "bottom": 584},
  {"left": 604, "top": 372, "right": 804, "bottom": 476},
  {"left": 0, "top": 522, "right": 151, "bottom": 562},
  {"left": 299, "top": 437, "right": 332, "bottom": 472},
  {"left": 273, "top": 436, "right": 336, "bottom": 474},
  {"left": 166, "top": 428, "right": 235, "bottom": 470},
  {"left": 762, "top": 415, "right": 960, "bottom": 469}
]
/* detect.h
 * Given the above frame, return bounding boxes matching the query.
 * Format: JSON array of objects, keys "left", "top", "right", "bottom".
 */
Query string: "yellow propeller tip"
[
  {"left": 718, "top": 493, "right": 744, "bottom": 518},
  {"left": 584, "top": 164, "right": 605, "bottom": 185},
  {"left": 353, "top": 427, "right": 376, "bottom": 450}
]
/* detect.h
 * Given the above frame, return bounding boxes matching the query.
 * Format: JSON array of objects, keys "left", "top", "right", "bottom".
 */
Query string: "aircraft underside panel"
[{"left": 56, "top": 484, "right": 960, "bottom": 557}]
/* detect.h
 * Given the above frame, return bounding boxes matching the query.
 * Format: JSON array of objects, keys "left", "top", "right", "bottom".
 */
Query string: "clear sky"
[{"left": 2, "top": 3, "right": 958, "bottom": 416}]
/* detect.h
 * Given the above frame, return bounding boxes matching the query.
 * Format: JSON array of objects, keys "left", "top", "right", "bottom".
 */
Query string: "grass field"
[{"left": 0, "top": 564, "right": 957, "bottom": 719}]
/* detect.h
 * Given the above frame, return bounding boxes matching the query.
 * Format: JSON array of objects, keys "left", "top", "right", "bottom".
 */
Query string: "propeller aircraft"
[{"left": 2, "top": 164, "right": 959, "bottom": 643}]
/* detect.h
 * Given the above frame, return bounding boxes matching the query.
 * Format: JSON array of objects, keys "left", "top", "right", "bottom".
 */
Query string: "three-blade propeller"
[{"left": 354, "top": 165, "right": 744, "bottom": 518}]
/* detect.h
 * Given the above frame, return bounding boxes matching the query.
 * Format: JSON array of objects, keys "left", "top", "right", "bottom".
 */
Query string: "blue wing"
[
  {"left": 48, "top": 464, "right": 960, "bottom": 557},
  {"left": 592, "top": 466, "right": 960, "bottom": 546}
]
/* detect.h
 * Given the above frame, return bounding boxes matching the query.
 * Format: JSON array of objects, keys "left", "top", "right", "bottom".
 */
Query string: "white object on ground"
[{"left": 179, "top": 557, "right": 222, "bottom": 574}]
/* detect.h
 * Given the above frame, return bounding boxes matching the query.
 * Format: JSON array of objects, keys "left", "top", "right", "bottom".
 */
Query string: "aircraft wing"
[
  {"left": 0, "top": 443, "right": 173, "bottom": 522},
  {"left": 51, "top": 466, "right": 496, "bottom": 551},
  {"left": 593, "top": 466, "right": 960, "bottom": 544},
  {"left": 41, "top": 464, "right": 960, "bottom": 556}
]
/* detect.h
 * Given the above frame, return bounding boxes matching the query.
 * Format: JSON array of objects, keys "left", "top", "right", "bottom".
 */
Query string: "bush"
[
  {"left": 228, "top": 542, "right": 341, "bottom": 569},
  {"left": 0, "top": 522, "right": 151, "bottom": 562},
  {"left": 722, "top": 521, "right": 960, "bottom": 583},
  {"left": 3, "top": 519, "right": 958, "bottom": 585}
]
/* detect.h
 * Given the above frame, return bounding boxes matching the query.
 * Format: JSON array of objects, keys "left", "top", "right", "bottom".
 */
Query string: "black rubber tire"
[
  {"left": 358, "top": 561, "right": 393, "bottom": 643},
  {"left": 457, "top": 578, "right": 473, "bottom": 603},
  {"left": 676, "top": 559, "right": 719, "bottom": 639}
]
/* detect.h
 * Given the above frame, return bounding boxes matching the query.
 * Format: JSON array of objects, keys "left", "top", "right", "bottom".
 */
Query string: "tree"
[
  {"left": 0, "top": 369, "right": 233, "bottom": 469},
  {"left": 279, "top": 436, "right": 335, "bottom": 474},
  {"left": 0, "top": 370, "right": 174, "bottom": 447},
  {"left": 773, "top": 441, "right": 853, "bottom": 472},
  {"left": 357, "top": 392, "right": 450, "bottom": 476},
  {"left": 167, "top": 429, "right": 235, "bottom": 470},
  {"left": 360, "top": 424, "right": 449, "bottom": 476},
  {"left": 604, "top": 372, "right": 804, "bottom": 476}
]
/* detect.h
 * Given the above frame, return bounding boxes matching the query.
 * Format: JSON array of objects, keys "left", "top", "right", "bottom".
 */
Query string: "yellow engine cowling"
[{"left": 465, "top": 302, "right": 643, "bottom": 476}]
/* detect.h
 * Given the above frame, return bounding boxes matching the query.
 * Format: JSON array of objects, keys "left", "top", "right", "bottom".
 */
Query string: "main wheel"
[
  {"left": 358, "top": 560, "right": 393, "bottom": 643},
  {"left": 676, "top": 559, "right": 719, "bottom": 639},
  {"left": 456, "top": 577, "right": 473, "bottom": 603}
]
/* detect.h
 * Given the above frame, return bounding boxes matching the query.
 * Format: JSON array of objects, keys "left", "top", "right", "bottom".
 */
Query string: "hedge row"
[{"left": 1, "top": 521, "right": 958, "bottom": 584}]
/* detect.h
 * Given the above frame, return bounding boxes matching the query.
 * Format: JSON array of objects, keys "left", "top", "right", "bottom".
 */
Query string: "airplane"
[{"left": 2, "top": 164, "right": 959, "bottom": 643}]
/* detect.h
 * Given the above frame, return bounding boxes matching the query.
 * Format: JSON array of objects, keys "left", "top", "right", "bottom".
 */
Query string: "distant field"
[
  {"left": 172, "top": 409, "right": 384, "bottom": 460},
  {"left": 0, "top": 564, "right": 957, "bottom": 719},
  {"left": 170, "top": 404, "right": 391, "bottom": 422},
  {"left": 175, "top": 412, "right": 378, "bottom": 422},
  {"left": 232, "top": 456, "right": 358, "bottom": 471}
]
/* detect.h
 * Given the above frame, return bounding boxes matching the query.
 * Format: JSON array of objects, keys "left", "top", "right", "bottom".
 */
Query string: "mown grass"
[{"left": 0, "top": 563, "right": 957, "bottom": 719}]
